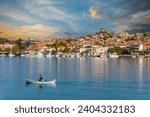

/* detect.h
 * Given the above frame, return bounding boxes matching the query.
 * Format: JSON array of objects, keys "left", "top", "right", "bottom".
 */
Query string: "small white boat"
[
  {"left": 37, "top": 52, "right": 44, "bottom": 57},
  {"left": 109, "top": 53, "right": 119, "bottom": 58},
  {"left": 26, "top": 79, "right": 56, "bottom": 85},
  {"left": 9, "top": 53, "right": 15, "bottom": 57},
  {"left": 132, "top": 55, "right": 136, "bottom": 58},
  {"left": 100, "top": 53, "right": 107, "bottom": 58},
  {"left": 0, "top": 54, "right": 5, "bottom": 57},
  {"left": 75, "top": 53, "right": 80, "bottom": 58},
  {"left": 20, "top": 54, "right": 25, "bottom": 57},
  {"left": 46, "top": 53, "right": 52, "bottom": 57}
]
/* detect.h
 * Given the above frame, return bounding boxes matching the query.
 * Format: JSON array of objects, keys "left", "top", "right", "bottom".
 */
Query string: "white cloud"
[
  {"left": 26, "top": 0, "right": 62, "bottom": 5},
  {"left": 0, "top": 4, "right": 31, "bottom": 23},
  {"left": 23, "top": 0, "right": 79, "bottom": 32},
  {"left": 32, "top": 0, "right": 51, "bottom": 5},
  {"left": 24, "top": 1, "right": 64, "bottom": 20},
  {"left": 89, "top": 7, "right": 101, "bottom": 20}
]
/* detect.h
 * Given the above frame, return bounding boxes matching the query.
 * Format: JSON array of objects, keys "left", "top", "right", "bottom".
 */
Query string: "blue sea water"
[{"left": 0, "top": 57, "right": 150, "bottom": 100}]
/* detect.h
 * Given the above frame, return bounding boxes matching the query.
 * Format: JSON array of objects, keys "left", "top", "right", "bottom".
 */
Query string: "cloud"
[
  {"left": 114, "top": 9, "right": 150, "bottom": 33},
  {"left": 0, "top": 4, "right": 32, "bottom": 23},
  {"left": 16, "top": 24, "right": 58, "bottom": 33},
  {"left": 64, "top": 31, "right": 77, "bottom": 36},
  {"left": 89, "top": 7, "right": 101, "bottom": 20},
  {"left": 23, "top": 0, "right": 79, "bottom": 31},
  {"left": 120, "top": 0, "right": 150, "bottom": 15},
  {"left": 82, "top": 12, "right": 87, "bottom": 17},
  {"left": 31, "top": 0, "right": 51, "bottom": 5},
  {"left": 100, "top": 0, "right": 150, "bottom": 33},
  {"left": 25, "top": 0, "right": 77, "bottom": 23},
  {"left": 25, "top": 0, "right": 62, "bottom": 5},
  {"left": 0, "top": 22, "right": 59, "bottom": 39}
]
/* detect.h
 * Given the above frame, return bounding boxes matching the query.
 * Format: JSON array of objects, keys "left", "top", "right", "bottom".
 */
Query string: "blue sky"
[{"left": 0, "top": 0, "right": 150, "bottom": 39}]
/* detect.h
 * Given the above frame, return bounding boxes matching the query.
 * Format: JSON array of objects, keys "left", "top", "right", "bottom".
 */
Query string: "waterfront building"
[
  {"left": 2, "top": 43, "right": 16, "bottom": 49},
  {"left": 94, "top": 46, "right": 108, "bottom": 56},
  {"left": 126, "top": 44, "right": 144, "bottom": 53}
]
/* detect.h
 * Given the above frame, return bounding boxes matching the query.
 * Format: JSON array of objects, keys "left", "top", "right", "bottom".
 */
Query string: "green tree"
[
  {"left": 15, "top": 38, "right": 26, "bottom": 52},
  {"left": 59, "top": 49, "right": 64, "bottom": 52},
  {"left": 52, "top": 49, "right": 56, "bottom": 55},
  {"left": 0, "top": 38, "right": 10, "bottom": 44},
  {"left": 12, "top": 46, "right": 19, "bottom": 53},
  {"left": 59, "top": 41, "right": 66, "bottom": 47},
  {"left": 108, "top": 47, "right": 126, "bottom": 55},
  {"left": 144, "top": 49, "right": 150, "bottom": 54},
  {"left": 3, "top": 48, "right": 11, "bottom": 53},
  {"left": 63, "top": 47, "right": 70, "bottom": 53}
]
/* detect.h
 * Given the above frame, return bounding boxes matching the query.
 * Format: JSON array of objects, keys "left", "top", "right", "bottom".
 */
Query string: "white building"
[
  {"left": 138, "top": 44, "right": 144, "bottom": 51},
  {"left": 94, "top": 47, "right": 108, "bottom": 55},
  {"left": 126, "top": 44, "right": 144, "bottom": 52},
  {"left": 3, "top": 44, "right": 16, "bottom": 49}
]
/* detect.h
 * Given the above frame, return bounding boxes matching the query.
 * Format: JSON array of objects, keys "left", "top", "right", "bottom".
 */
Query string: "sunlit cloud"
[
  {"left": 0, "top": 22, "right": 58, "bottom": 39},
  {"left": 89, "top": 7, "right": 101, "bottom": 20},
  {"left": 0, "top": 0, "right": 149, "bottom": 39}
]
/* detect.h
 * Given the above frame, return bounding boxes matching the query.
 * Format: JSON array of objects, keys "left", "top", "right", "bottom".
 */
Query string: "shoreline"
[{"left": 0, "top": 54, "right": 150, "bottom": 59}]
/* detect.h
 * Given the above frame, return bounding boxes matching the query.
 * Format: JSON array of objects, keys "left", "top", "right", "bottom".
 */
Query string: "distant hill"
[{"left": 0, "top": 38, "right": 10, "bottom": 44}]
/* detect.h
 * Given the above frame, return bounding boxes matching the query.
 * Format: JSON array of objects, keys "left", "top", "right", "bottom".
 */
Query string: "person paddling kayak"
[{"left": 38, "top": 74, "right": 43, "bottom": 81}]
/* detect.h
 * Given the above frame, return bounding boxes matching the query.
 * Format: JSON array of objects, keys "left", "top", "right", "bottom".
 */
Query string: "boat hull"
[{"left": 26, "top": 79, "right": 56, "bottom": 85}]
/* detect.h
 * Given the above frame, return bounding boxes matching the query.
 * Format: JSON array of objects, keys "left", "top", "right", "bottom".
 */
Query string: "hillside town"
[{"left": 0, "top": 28, "right": 150, "bottom": 58}]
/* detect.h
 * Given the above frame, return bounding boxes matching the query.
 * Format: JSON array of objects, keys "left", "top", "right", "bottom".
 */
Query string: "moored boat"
[
  {"left": 9, "top": 53, "right": 15, "bottom": 57},
  {"left": 109, "top": 53, "right": 119, "bottom": 58}
]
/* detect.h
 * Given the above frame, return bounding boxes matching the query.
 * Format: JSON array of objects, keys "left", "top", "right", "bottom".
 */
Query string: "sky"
[{"left": 0, "top": 0, "right": 150, "bottom": 40}]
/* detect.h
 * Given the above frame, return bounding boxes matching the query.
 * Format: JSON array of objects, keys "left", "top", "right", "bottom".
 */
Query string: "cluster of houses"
[
  {"left": 77, "top": 29, "right": 150, "bottom": 56},
  {"left": 0, "top": 29, "right": 150, "bottom": 58}
]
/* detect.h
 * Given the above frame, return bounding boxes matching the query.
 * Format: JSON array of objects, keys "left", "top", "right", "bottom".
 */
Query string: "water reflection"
[
  {"left": 37, "top": 58, "right": 46, "bottom": 75},
  {"left": 28, "top": 58, "right": 34, "bottom": 78},
  {"left": 138, "top": 58, "right": 144, "bottom": 88},
  {"left": 25, "top": 82, "right": 56, "bottom": 88},
  {"left": 1, "top": 57, "right": 150, "bottom": 99},
  {"left": 24, "top": 57, "right": 149, "bottom": 83}
]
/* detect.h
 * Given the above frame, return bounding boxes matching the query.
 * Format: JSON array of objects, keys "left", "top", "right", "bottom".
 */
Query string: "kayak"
[{"left": 26, "top": 79, "right": 56, "bottom": 85}]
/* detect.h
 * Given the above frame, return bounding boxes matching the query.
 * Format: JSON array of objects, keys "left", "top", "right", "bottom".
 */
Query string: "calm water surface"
[{"left": 0, "top": 57, "right": 150, "bottom": 100}]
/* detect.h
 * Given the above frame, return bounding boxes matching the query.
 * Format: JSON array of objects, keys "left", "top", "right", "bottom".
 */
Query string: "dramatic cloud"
[
  {"left": 89, "top": 7, "right": 101, "bottom": 20},
  {"left": 0, "top": 22, "right": 58, "bottom": 39},
  {"left": 110, "top": 0, "right": 150, "bottom": 33},
  {"left": 0, "top": 0, "right": 149, "bottom": 39}
]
